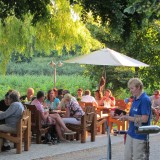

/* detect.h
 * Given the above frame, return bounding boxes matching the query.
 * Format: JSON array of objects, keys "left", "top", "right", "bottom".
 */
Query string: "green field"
[{"left": 0, "top": 74, "right": 97, "bottom": 99}]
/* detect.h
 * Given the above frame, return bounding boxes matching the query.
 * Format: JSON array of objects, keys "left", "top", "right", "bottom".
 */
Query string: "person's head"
[
  {"left": 153, "top": 90, "right": 160, "bottom": 98},
  {"left": 105, "top": 89, "right": 112, "bottom": 97},
  {"left": 36, "top": 91, "right": 45, "bottom": 102},
  {"left": 127, "top": 78, "right": 143, "bottom": 97},
  {"left": 8, "top": 90, "right": 20, "bottom": 105},
  {"left": 84, "top": 90, "right": 91, "bottom": 96},
  {"left": 95, "top": 90, "right": 103, "bottom": 99},
  {"left": 4, "top": 90, "right": 13, "bottom": 106},
  {"left": 58, "top": 89, "right": 63, "bottom": 96},
  {"left": 27, "top": 88, "right": 34, "bottom": 99},
  {"left": 62, "top": 90, "right": 70, "bottom": 96},
  {"left": 129, "top": 96, "right": 134, "bottom": 102},
  {"left": 77, "top": 88, "right": 83, "bottom": 97},
  {"left": 47, "top": 89, "right": 56, "bottom": 100},
  {"left": 63, "top": 93, "right": 72, "bottom": 103}
]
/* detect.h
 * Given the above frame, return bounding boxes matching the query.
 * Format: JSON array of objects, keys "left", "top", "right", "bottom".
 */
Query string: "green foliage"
[
  {"left": 0, "top": 74, "right": 96, "bottom": 100},
  {"left": 82, "top": 2, "right": 160, "bottom": 92},
  {"left": 6, "top": 57, "right": 85, "bottom": 76},
  {"left": 0, "top": 0, "right": 51, "bottom": 24},
  {"left": 84, "top": 65, "right": 135, "bottom": 96},
  {"left": 0, "top": 0, "right": 103, "bottom": 75}
]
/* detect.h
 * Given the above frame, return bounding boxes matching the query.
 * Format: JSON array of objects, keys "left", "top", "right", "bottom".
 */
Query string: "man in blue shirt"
[{"left": 119, "top": 78, "right": 151, "bottom": 160}]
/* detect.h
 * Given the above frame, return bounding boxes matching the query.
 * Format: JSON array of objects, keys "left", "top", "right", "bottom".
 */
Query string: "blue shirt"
[
  {"left": 0, "top": 102, "right": 24, "bottom": 128},
  {"left": 45, "top": 98, "right": 60, "bottom": 110},
  {"left": 127, "top": 92, "right": 151, "bottom": 140}
]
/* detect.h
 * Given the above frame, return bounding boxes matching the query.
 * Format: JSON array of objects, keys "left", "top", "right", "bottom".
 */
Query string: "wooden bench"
[
  {"left": 25, "top": 104, "right": 51, "bottom": 144},
  {"left": 108, "top": 99, "right": 129, "bottom": 133},
  {"left": 79, "top": 102, "right": 106, "bottom": 134},
  {"left": 115, "top": 99, "right": 128, "bottom": 110},
  {"left": 0, "top": 109, "right": 31, "bottom": 154},
  {"left": 66, "top": 106, "right": 96, "bottom": 143},
  {"left": 85, "top": 102, "right": 106, "bottom": 134}
]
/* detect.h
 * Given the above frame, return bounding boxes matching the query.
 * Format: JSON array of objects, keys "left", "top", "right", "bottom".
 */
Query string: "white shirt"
[
  {"left": 81, "top": 95, "right": 97, "bottom": 105},
  {"left": 150, "top": 95, "right": 160, "bottom": 108}
]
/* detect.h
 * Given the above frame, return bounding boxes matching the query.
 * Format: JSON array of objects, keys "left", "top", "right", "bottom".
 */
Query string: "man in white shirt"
[{"left": 81, "top": 90, "right": 98, "bottom": 107}]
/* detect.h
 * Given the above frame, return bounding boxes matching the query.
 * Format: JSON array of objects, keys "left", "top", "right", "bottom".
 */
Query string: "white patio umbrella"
[
  {"left": 64, "top": 48, "right": 149, "bottom": 92},
  {"left": 64, "top": 48, "right": 149, "bottom": 67}
]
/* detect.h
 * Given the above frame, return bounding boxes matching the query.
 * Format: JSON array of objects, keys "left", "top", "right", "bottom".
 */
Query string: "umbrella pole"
[{"left": 104, "top": 65, "right": 106, "bottom": 84}]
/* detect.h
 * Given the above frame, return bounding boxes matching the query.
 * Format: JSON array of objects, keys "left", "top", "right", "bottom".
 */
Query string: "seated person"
[
  {"left": 94, "top": 90, "right": 103, "bottom": 106},
  {"left": 150, "top": 90, "right": 160, "bottom": 124},
  {"left": 81, "top": 90, "right": 98, "bottom": 107},
  {"left": 62, "top": 94, "right": 85, "bottom": 125},
  {"left": 99, "top": 89, "right": 115, "bottom": 108},
  {"left": 124, "top": 96, "right": 134, "bottom": 112},
  {"left": 0, "top": 90, "right": 24, "bottom": 151},
  {"left": 20, "top": 87, "right": 35, "bottom": 103},
  {"left": 31, "top": 91, "right": 74, "bottom": 142},
  {"left": 44, "top": 89, "right": 60, "bottom": 110},
  {"left": 62, "top": 90, "right": 70, "bottom": 96},
  {"left": 76, "top": 88, "right": 83, "bottom": 101},
  {"left": 57, "top": 89, "right": 64, "bottom": 101}
]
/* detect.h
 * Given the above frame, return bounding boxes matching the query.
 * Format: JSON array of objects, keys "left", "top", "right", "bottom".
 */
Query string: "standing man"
[{"left": 119, "top": 78, "right": 151, "bottom": 160}]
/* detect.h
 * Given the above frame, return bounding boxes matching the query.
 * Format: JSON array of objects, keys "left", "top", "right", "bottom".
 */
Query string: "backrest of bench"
[
  {"left": 115, "top": 99, "right": 127, "bottom": 110},
  {"left": 16, "top": 109, "right": 31, "bottom": 136},
  {"left": 25, "top": 104, "right": 44, "bottom": 131}
]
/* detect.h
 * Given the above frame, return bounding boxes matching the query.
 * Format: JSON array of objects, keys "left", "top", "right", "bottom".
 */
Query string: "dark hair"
[
  {"left": 47, "top": 89, "right": 56, "bottom": 100},
  {"left": 77, "top": 88, "right": 83, "bottom": 92},
  {"left": 5, "top": 89, "right": 13, "bottom": 98},
  {"left": 95, "top": 90, "right": 103, "bottom": 99},
  {"left": 84, "top": 90, "right": 90, "bottom": 95},
  {"left": 37, "top": 91, "right": 45, "bottom": 99},
  {"left": 62, "top": 90, "right": 70, "bottom": 95},
  {"left": 58, "top": 89, "right": 63, "bottom": 95}
]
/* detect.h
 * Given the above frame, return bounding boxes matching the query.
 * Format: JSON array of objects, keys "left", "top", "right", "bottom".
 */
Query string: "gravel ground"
[{"left": 35, "top": 134, "right": 160, "bottom": 160}]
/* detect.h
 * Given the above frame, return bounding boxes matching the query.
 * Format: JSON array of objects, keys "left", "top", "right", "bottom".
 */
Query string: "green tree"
[
  {"left": 80, "top": 0, "right": 160, "bottom": 91},
  {"left": 0, "top": 0, "right": 103, "bottom": 74},
  {"left": 0, "top": 0, "right": 51, "bottom": 24}
]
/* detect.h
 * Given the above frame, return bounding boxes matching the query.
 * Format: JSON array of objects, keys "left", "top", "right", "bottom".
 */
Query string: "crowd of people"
[{"left": 0, "top": 81, "right": 160, "bottom": 158}]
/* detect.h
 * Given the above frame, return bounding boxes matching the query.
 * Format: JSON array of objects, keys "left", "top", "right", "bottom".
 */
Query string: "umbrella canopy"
[{"left": 64, "top": 48, "right": 149, "bottom": 67}]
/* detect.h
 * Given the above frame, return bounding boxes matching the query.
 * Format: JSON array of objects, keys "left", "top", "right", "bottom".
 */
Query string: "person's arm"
[
  {"left": 119, "top": 114, "right": 149, "bottom": 123},
  {"left": 92, "top": 97, "right": 98, "bottom": 107},
  {"left": 99, "top": 97, "right": 104, "bottom": 106},
  {"left": 63, "top": 107, "right": 70, "bottom": 118},
  {"left": 110, "top": 97, "right": 115, "bottom": 106},
  {"left": 41, "top": 111, "right": 49, "bottom": 121},
  {"left": 56, "top": 99, "right": 60, "bottom": 109},
  {"left": 0, "top": 103, "right": 17, "bottom": 120}
]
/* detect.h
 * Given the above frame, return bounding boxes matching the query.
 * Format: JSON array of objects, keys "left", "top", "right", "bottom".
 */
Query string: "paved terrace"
[{"left": 0, "top": 133, "right": 160, "bottom": 160}]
